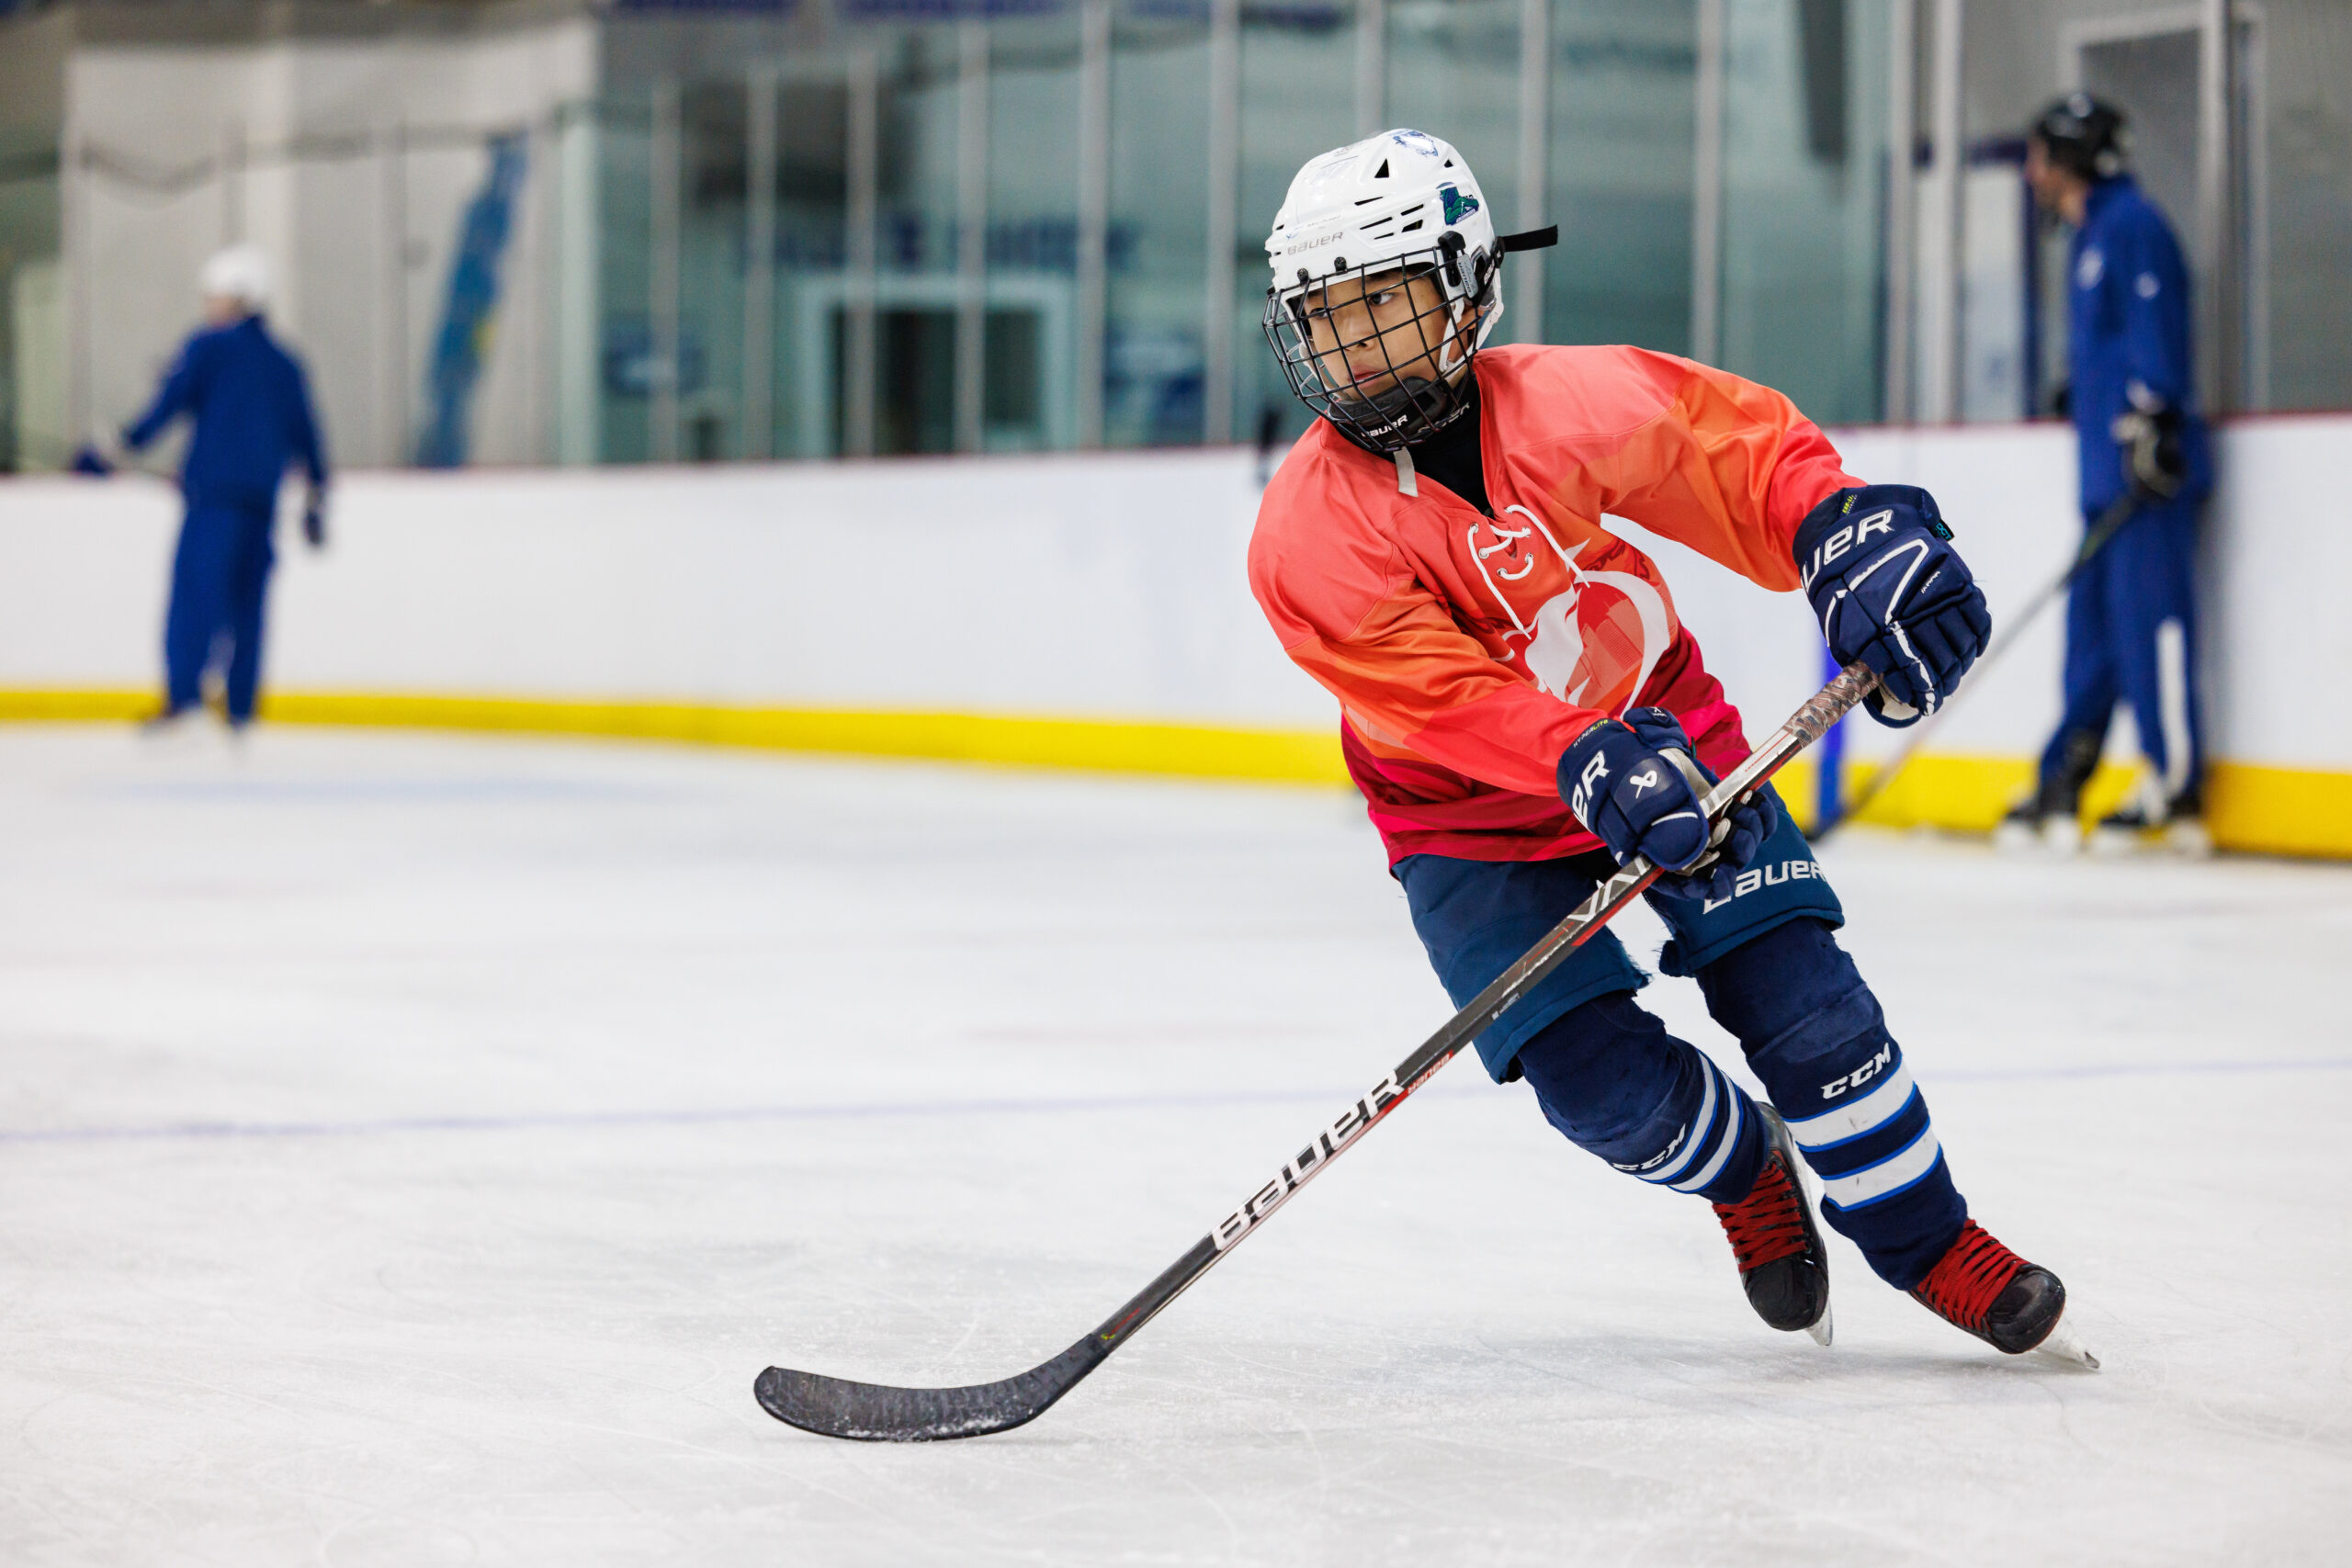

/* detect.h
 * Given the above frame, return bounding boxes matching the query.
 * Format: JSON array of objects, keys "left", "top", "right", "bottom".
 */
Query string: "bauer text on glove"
[{"left": 1794, "top": 484, "right": 1992, "bottom": 728}]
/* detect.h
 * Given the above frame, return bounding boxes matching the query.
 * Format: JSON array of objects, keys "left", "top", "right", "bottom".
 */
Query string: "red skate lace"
[
  {"left": 1712, "top": 1154, "right": 1809, "bottom": 1272},
  {"left": 1912, "top": 1220, "right": 2026, "bottom": 1329}
]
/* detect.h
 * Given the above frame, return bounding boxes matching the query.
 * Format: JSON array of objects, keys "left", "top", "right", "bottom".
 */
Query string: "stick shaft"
[{"left": 1081, "top": 660, "right": 1883, "bottom": 1356}]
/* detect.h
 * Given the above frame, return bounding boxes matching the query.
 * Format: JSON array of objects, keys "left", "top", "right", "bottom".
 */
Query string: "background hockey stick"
[
  {"left": 754, "top": 660, "right": 1883, "bottom": 1441},
  {"left": 1813, "top": 491, "right": 2142, "bottom": 841}
]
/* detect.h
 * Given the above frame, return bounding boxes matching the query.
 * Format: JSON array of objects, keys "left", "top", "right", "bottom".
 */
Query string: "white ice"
[{"left": 1, "top": 724, "right": 2346, "bottom": 1566}]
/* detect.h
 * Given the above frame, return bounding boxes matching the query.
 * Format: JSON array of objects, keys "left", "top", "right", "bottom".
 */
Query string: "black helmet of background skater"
[{"left": 2031, "top": 92, "right": 2129, "bottom": 181}]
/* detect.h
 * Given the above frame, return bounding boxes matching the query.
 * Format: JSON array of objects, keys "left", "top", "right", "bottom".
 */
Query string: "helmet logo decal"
[{"left": 1439, "top": 183, "right": 1479, "bottom": 225}]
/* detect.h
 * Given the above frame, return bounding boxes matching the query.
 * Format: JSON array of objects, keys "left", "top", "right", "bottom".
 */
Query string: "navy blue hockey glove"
[
  {"left": 1558, "top": 707, "right": 1777, "bottom": 902},
  {"left": 1794, "top": 484, "right": 1992, "bottom": 728}
]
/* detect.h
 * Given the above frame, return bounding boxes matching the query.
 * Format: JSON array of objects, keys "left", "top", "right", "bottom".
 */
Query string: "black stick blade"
[{"left": 754, "top": 1336, "right": 1106, "bottom": 1441}]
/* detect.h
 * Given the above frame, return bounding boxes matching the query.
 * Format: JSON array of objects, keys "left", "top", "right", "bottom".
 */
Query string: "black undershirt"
[{"left": 1403, "top": 389, "right": 1490, "bottom": 516}]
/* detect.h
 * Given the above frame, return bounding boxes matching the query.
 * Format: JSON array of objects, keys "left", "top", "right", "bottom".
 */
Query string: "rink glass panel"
[
  {"left": 1106, "top": 5, "right": 1211, "bottom": 451},
  {"left": 1542, "top": 0, "right": 1697, "bottom": 360},
  {"left": 0, "top": 131, "right": 62, "bottom": 473},
  {"left": 1716, "top": 0, "right": 1891, "bottom": 425},
  {"left": 1234, "top": 2, "right": 1359, "bottom": 451}
]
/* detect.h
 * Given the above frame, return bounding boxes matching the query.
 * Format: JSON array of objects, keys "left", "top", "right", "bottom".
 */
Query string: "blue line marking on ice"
[
  {"left": 91, "top": 779, "right": 670, "bottom": 805},
  {"left": 4, "top": 1056, "right": 2346, "bottom": 1147}
]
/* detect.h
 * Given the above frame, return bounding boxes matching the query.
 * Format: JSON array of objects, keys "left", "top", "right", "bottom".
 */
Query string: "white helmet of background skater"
[
  {"left": 198, "top": 244, "right": 272, "bottom": 314},
  {"left": 1262, "top": 128, "right": 1555, "bottom": 451}
]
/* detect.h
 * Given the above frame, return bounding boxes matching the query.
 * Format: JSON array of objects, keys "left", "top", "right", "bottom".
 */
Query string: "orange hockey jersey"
[{"left": 1248, "top": 344, "right": 1861, "bottom": 864}]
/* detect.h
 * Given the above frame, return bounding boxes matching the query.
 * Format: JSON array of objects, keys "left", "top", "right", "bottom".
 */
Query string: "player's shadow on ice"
[{"left": 1466, "top": 1331, "right": 2101, "bottom": 1401}]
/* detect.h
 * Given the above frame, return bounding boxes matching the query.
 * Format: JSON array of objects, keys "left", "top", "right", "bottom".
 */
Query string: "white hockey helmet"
[
  {"left": 198, "top": 244, "right": 272, "bottom": 313},
  {"left": 1261, "top": 129, "right": 1552, "bottom": 451}
]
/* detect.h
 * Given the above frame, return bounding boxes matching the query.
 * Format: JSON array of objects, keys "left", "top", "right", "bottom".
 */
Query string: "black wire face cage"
[{"left": 1262, "top": 236, "right": 1498, "bottom": 454}]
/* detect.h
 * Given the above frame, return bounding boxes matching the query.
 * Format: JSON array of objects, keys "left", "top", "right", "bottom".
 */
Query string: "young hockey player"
[{"left": 1248, "top": 130, "right": 2092, "bottom": 1364}]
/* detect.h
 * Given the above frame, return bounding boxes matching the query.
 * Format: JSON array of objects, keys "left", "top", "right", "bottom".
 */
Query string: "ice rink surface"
[{"left": 1, "top": 724, "right": 2346, "bottom": 1567}]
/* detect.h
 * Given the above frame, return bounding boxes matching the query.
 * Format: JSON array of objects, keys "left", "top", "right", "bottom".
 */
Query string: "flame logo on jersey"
[{"left": 1465, "top": 504, "right": 1676, "bottom": 716}]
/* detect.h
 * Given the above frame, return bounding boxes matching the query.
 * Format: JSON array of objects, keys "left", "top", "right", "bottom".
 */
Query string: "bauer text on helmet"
[
  {"left": 200, "top": 246, "right": 272, "bottom": 315},
  {"left": 1262, "top": 130, "right": 1507, "bottom": 452}
]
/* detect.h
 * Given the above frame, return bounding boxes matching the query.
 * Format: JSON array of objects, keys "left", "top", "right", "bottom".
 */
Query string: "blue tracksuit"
[
  {"left": 121, "top": 314, "right": 326, "bottom": 724},
  {"left": 2040, "top": 175, "right": 2210, "bottom": 807}
]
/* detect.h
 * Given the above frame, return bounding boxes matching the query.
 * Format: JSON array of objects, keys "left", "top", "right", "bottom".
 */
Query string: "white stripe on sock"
[
  {"left": 2156, "top": 616, "right": 2191, "bottom": 802},
  {"left": 1783, "top": 1064, "right": 1917, "bottom": 1152},
  {"left": 1822, "top": 1128, "right": 1944, "bottom": 1210},
  {"left": 1639, "top": 1058, "right": 1719, "bottom": 1186},
  {"left": 1670, "top": 1064, "right": 1747, "bottom": 1193}
]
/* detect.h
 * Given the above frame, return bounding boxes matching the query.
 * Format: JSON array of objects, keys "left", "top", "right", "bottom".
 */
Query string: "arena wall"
[{"left": 2, "top": 415, "right": 2346, "bottom": 856}]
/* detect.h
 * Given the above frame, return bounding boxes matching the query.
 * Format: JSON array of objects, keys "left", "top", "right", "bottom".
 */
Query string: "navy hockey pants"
[
  {"left": 2039, "top": 491, "right": 2203, "bottom": 807},
  {"left": 1396, "top": 796, "right": 1969, "bottom": 1291},
  {"left": 164, "top": 500, "right": 276, "bottom": 724}
]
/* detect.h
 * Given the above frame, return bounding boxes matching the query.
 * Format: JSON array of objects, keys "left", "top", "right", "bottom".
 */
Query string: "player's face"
[
  {"left": 1297, "top": 270, "right": 1471, "bottom": 403},
  {"left": 2024, "top": 141, "right": 2087, "bottom": 224}
]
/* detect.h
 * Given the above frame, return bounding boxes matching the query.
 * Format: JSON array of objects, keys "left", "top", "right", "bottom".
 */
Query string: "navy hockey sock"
[
  {"left": 1697, "top": 919, "right": 1966, "bottom": 1290},
  {"left": 1514, "top": 992, "right": 1767, "bottom": 1205}
]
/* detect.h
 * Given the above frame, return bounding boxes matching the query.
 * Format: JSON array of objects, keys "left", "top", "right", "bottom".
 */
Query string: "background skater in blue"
[
  {"left": 2004, "top": 94, "right": 2212, "bottom": 854},
  {"left": 74, "top": 245, "right": 329, "bottom": 736}
]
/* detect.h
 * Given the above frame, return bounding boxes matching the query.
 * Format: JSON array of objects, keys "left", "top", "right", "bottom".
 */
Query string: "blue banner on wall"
[{"left": 417, "top": 134, "right": 527, "bottom": 469}]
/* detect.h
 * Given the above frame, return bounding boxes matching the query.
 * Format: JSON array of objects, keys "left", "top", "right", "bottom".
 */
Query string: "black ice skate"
[
  {"left": 1996, "top": 730, "right": 2102, "bottom": 854},
  {"left": 2089, "top": 782, "right": 2211, "bottom": 858},
  {"left": 1711, "top": 1107, "right": 1832, "bottom": 1346},
  {"left": 1910, "top": 1219, "right": 2098, "bottom": 1368}
]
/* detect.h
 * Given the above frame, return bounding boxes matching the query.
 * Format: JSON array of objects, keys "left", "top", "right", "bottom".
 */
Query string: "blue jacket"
[
  {"left": 2067, "top": 175, "right": 2211, "bottom": 513},
  {"left": 122, "top": 315, "right": 327, "bottom": 513}
]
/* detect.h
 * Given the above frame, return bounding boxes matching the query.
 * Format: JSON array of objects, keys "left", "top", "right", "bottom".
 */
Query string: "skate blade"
[
  {"left": 1805, "top": 1303, "right": 1834, "bottom": 1348},
  {"left": 2031, "top": 1309, "right": 2099, "bottom": 1371}
]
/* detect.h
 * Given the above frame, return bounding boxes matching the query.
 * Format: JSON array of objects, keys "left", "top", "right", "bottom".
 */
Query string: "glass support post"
[
  {"left": 2196, "top": 0, "right": 2234, "bottom": 414},
  {"left": 1883, "top": 0, "right": 1916, "bottom": 424},
  {"left": 1355, "top": 0, "right": 1387, "bottom": 138},
  {"left": 1690, "top": 0, "right": 1725, "bottom": 364},
  {"left": 1920, "top": 0, "right": 1962, "bottom": 423},
  {"left": 65, "top": 138, "right": 89, "bottom": 446},
  {"left": 956, "top": 20, "right": 989, "bottom": 455},
  {"left": 519, "top": 121, "right": 546, "bottom": 464},
  {"left": 553, "top": 104, "right": 599, "bottom": 467},
  {"left": 745, "top": 63, "right": 780, "bottom": 460},
  {"left": 650, "top": 79, "right": 683, "bottom": 462},
  {"left": 1514, "top": 0, "right": 1550, "bottom": 345},
  {"left": 1204, "top": 0, "right": 1240, "bottom": 446},
  {"left": 221, "top": 118, "right": 245, "bottom": 246},
  {"left": 845, "top": 48, "right": 879, "bottom": 458},
  {"left": 380, "top": 119, "right": 411, "bottom": 464},
  {"left": 1076, "top": 0, "right": 1113, "bottom": 448}
]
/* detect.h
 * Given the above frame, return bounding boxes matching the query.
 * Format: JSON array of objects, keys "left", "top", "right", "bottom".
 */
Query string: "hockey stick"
[
  {"left": 754, "top": 661, "right": 1883, "bottom": 1441},
  {"left": 1813, "top": 491, "right": 2143, "bottom": 841}
]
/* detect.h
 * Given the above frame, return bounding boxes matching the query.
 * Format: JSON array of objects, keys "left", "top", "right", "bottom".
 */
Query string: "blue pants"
[
  {"left": 1397, "top": 798, "right": 1968, "bottom": 1290},
  {"left": 2040, "top": 492, "right": 2203, "bottom": 807},
  {"left": 164, "top": 501, "right": 276, "bottom": 724}
]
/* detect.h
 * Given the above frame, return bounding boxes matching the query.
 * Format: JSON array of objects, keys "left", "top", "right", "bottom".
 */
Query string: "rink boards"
[{"left": 0, "top": 414, "right": 2346, "bottom": 856}]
